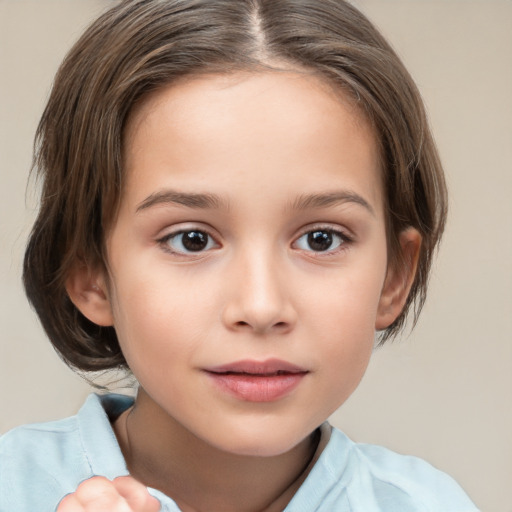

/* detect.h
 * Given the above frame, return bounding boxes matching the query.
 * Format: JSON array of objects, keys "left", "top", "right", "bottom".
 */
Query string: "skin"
[
  {"left": 64, "top": 71, "right": 421, "bottom": 512},
  {"left": 57, "top": 476, "right": 160, "bottom": 512}
]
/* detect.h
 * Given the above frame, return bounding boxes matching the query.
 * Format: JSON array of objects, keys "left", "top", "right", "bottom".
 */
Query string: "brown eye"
[
  {"left": 164, "top": 230, "right": 217, "bottom": 254},
  {"left": 308, "top": 231, "right": 334, "bottom": 251},
  {"left": 294, "top": 229, "right": 346, "bottom": 252},
  {"left": 181, "top": 231, "right": 209, "bottom": 251}
]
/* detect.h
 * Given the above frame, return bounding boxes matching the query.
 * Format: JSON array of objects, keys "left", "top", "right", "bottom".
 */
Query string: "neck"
[{"left": 114, "top": 388, "right": 320, "bottom": 512}]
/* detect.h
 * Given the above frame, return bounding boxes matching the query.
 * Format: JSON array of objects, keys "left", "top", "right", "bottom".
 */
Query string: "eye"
[
  {"left": 161, "top": 230, "right": 217, "bottom": 254},
  {"left": 294, "top": 229, "right": 347, "bottom": 253}
]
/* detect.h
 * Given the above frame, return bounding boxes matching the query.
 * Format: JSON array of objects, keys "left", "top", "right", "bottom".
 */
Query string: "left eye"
[
  {"left": 163, "top": 230, "right": 217, "bottom": 254},
  {"left": 294, "top": 229, "right": 346, "bottom": 252}
]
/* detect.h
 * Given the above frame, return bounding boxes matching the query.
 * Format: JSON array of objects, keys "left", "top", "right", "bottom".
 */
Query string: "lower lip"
[{"left": 205, "top": 372, "right": 306, "bottom": 402}]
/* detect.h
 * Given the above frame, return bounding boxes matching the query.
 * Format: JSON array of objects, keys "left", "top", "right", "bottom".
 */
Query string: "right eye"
[{"left": 160, "top": 230, "right": 218, "bottom": 254}]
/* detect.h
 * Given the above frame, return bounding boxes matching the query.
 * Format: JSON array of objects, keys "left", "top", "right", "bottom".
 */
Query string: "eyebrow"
[
  {"left": 290, "top": 191, "right": 375, "bottom": 216},
  {"left": 136, "top": 188, "right": 374, "bottom": 216},
  {"left": 136, "top": 190, "right": 227, "bottom": 212}
]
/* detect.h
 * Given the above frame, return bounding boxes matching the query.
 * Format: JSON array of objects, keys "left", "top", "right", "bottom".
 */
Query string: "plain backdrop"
[{"left": 1, "top": 1, "right": 510, "bottom": 511}]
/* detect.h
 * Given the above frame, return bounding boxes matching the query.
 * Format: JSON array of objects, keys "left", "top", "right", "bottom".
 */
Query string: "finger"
[
  {"left": 56, "top": 493, "right": 84, "bottom": 512},
  {"left": 73, "top": 476, "right": 132, "bottom": 510},
  {"left": 113, "top": 476, "right": 161, "bottom": 512}
]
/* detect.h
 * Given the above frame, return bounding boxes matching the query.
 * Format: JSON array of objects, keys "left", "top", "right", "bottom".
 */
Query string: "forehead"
[
  {"left": 121, "top": 71, "right": 383, "bottom": 213},
  {"left": 126, "top": 70, "right": 373, "bottom": 148}
]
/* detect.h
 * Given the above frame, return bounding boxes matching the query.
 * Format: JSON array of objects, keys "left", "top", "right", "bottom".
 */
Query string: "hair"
[{"left": 24, "top": 0, "right": 447, "bottom": 372}]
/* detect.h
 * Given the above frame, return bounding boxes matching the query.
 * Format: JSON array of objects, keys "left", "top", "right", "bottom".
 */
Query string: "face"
[{"left": 86, "top": 71, "right": 407, "bottom": 456}]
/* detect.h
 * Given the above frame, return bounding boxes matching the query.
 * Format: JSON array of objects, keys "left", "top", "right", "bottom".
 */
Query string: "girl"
[{"left": 0, "top": 0, "right": 478, "bottom": 510}]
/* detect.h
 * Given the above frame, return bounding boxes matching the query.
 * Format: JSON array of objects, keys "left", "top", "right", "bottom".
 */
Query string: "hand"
[{"left": 57, "top": 476, "right": 161, "bottom": 511}]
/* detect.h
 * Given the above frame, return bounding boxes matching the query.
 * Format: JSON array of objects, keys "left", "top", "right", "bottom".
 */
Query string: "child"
[{"left": 0, "top": 0, "right": 479, "bottom": 510}]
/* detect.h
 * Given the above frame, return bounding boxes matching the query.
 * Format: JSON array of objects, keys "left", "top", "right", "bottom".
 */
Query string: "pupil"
[
  {"left": 308, "top": 231, "right": 332, "bottom": 251},
  {"left": 182, "top": 231, "right": 208, "bottom": 251}
]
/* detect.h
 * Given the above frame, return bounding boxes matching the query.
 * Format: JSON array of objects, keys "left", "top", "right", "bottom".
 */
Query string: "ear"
[
  {"left": 375, "top": 227, "right": 422, "bottom": 330},
  {"left": 65, "top": 262, "right": 114, "bottom": 327}
]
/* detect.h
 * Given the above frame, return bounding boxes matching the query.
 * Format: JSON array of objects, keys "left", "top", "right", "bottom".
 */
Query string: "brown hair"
[{"left": 24, "top": 0, "right": 447, "bottom": 372}]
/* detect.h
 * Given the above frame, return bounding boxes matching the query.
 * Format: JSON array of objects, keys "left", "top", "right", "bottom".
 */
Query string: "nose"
[{"left": 221, "top": 249, "right": 297, "bottom": 335}]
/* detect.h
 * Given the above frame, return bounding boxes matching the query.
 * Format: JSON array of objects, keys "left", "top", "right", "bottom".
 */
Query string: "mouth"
[{"left": 204, "top": 359, "right": 308, "bottom": 402}]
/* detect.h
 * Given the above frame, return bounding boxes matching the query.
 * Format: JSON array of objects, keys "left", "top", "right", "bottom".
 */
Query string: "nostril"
[{"left": 233, "top": 320, "right": 288, "bottom": 332}]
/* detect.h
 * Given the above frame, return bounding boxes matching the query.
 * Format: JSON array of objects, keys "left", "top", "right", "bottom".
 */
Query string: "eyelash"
[
  {"left": 157, "top": 225, "right": 352, "bottom": 257},
  {"left": 293, "top": 226, "right": 352, "bottom": 256},
  {"left": 157, "top": 229, "right": 219, "bottom": 256}
]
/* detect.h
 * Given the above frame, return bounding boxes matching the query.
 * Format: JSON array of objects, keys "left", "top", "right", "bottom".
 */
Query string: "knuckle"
[
  {"left": 56, "top": 493, "right": 81, "bottom": 511},
  {"left": 75, "top": 476, "right": 118, "bottom": 503},
  {"left": 113, "top": 476, "right": 156, "bottom": 508},
  {"left": 113, "top": 475, "right": 143, "bottom": 489}
]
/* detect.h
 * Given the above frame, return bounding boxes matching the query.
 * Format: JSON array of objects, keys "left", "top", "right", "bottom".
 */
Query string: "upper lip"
[{"left": 205, "top": 358, "right": 308, "bottom": 375}]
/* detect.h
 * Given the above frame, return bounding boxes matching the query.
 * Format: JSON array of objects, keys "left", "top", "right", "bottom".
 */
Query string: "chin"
[{"left": 206, "top": 423, "right": 313, "bottom": 458}]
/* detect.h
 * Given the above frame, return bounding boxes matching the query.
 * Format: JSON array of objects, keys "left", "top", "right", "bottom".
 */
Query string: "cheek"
[
  {"left": 305, "top": 261, "right": 385, "bottom": 335},
  {"left": 302, "top": 264, "right": 384, "bottom": 399},
  {"left": 311, "top": 310, "right": 375, "bottom": 418},
  {"left": 107, "top": 261, "right": 216, "bottom": 370},
  {"left": 315, "top": 291, "right": 376, "bottom": 370}
]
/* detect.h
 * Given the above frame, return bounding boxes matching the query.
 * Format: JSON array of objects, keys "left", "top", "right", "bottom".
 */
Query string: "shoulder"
[
  {"left": 290, "top": 426, "right": 479, "bottom": 512},
  {"left": 1, "top": 413, "right": 80, "bottom": 453},
  {"left": 0, "top": 393, "right": 132, "bottom": 512},
  {"left": 0, "top": 413, "right": 84, "bottom": 511},
  {"left": 353, "top": 438, "right": 476, "bottom": 508},
  {"left": 337, "top": 428, "right": 479, "bottom": 511}
]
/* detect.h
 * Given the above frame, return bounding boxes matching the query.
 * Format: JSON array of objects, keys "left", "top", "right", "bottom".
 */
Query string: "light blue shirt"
[{"left": 0, "top": 394, "right": 478, "bottom": 511}]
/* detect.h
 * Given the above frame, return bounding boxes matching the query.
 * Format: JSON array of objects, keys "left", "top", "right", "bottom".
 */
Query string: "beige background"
[{"left": 1, "top": 1, "right": 510, "bottom": 511}]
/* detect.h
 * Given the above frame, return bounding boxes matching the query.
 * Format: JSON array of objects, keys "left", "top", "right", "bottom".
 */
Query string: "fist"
[{"left": 57, "top": 476, "right": 161, "bottom": 511}]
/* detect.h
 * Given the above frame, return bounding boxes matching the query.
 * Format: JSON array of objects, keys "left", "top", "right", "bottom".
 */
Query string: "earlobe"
[
  {"left": 375, "top": 228, "right": 422, "bottom": 330},
  {"left": 65, "top": 263, "right": 114, "bottom": 327}
]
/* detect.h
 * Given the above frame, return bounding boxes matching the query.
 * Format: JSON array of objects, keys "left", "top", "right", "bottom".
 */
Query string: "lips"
[{"left": 204, "top": 359, "right": 308, "bottom": 402}]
